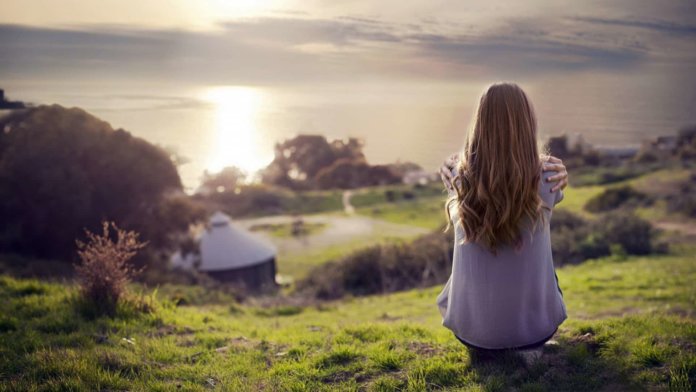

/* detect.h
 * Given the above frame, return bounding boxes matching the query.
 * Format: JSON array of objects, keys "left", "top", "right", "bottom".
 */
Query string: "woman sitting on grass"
[{"left": 438, "top": 83, "right": 569, "bottom": 359}]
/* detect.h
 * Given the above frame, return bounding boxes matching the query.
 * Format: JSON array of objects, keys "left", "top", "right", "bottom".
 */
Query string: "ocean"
[{"left": 3, "top": 77, "right": 695, "bottom": 191}]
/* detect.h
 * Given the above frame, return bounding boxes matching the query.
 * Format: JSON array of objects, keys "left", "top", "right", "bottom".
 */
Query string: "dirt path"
[
  {"left": 236, "top": 213, "right": 428, "bottom": 256},
  {"left": 342, "top": 190, "right": 355, "bottom": 215},
  {"left": 655, "top": 221, "right": 696, "bottom": 237}
]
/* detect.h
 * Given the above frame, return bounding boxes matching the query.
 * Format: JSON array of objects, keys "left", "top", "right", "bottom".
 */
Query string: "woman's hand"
[
  {"left": 439, "top": 153, "right": 459, "bottom": 192},
  {"left": 543, "top": 156, "right": 569, "bottom": 192}
]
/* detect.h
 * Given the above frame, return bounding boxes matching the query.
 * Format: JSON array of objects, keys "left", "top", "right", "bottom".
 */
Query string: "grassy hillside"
[
  {"left": 354, "top": 167, "right": 695, "bottom": 231},
  {"left": 1, "top": 248, "right": 695, "bottom": 391}
]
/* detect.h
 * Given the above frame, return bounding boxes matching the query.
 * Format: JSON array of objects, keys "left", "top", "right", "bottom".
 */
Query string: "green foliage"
[
  {"left": 200, "top": 166, "right": 246, "bottom": 192},
  {"left": 350, "top": 183, "right": 443, "bottom": 208},
  {"left": 571, "top": 163, "right": 662, "bottom": 187},
  {"left": 666, "top": 174, "right": 696, "bottom": 218},
  {"left": 584, "top": 185, "right": 649, "bottom": 212},
  {"left": 595, "top": 211, "right": 654, "bottom": 255},
  {"left": 315, "top": 159, "right": 401, "bottom": 190},
  {"left": 203, "top": 184, "right": 344, "bottom": 217},
  {"left": 296, "top": 231, "right": 452, "bottom": 299},
  {"left": 551, "top": 209, "right": 657, "bottom": 264},
  {"left": 260, "top": 134, "right": 367, "bottom": 190},
  {"left": 0, "top": 105, "right": 198, "bottom": 261}
]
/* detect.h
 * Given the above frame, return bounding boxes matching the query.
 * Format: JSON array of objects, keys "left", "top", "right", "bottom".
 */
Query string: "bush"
[
  {"left": 74, "top": 222, "right": 146, "bottom": 315},
  {"left": 584, "top": 185, "right": 648, "bottom": 213},
  {"left": 594, "top": 212, "right": 654, "bottom": 255},
  {"left": 0, "top": 105, "right": 184, "bottom": 260},
  {"left": 550, "top": 210, "right": 611, "bottom": 264},
  {"left": 666, "top": 174, "right": 696, "bottom": 217},
  {"left": 551, "top": 209, "right": 586, "bottom": 230},
  {"left": 296, "top": 231, "right": 452, "bottom": 299},
  {"left": 300, "top": 210, "right": 658, "bottom": 298},
  {"left": 551, "top": 209, "right": 656, "bottom": 263}
]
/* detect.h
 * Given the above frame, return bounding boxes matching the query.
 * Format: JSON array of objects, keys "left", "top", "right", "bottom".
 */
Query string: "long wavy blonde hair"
[{"left": 446, "top": 83, "right": 547, "bottom": 252}]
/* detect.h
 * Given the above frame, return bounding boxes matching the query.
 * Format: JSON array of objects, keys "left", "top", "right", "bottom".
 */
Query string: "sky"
[{"left": 1, "top": 0, "right": 695, "bottom": 87}]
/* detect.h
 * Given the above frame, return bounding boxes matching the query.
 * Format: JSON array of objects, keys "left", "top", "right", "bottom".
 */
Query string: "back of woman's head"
[{"left": 447, "top": 83, "right": 544, "bottom": 251}]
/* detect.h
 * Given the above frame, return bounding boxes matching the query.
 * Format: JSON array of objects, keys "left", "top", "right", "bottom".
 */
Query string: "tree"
[
  {"left": 547, "top": 135, "right": 569, "bottom": 158},
  {"left": 0, "top": 105, "right": 193, "bottom": 260},
  {"left": 315, "top": 159, "right": 401, "bottom": 189},
  {"left": 260, "top": 135, "right": 365, "bottom": 189},
  {"left": 200, "top": 166, "right": 246, "bottom": 193}
]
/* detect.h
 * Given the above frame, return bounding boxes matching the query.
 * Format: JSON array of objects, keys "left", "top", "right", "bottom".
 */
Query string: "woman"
[{"left": 437, "top": 83, "right": 568, "bottom": 358}]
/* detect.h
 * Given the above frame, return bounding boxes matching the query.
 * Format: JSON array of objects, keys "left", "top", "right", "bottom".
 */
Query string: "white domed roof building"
[{"left": 173, "top": 211, "right": 277, "bottom": 292}]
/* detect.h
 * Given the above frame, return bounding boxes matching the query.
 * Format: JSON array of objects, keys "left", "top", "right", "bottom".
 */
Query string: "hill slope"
[{"left": 1, "top": 249, "right": 695, "bottom": 391}]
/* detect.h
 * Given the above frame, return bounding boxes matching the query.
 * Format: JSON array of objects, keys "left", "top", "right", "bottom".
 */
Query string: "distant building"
[
  {"left": 403, "top": 170, "right": 438, "bottom": 185},
  {"left": 171, "top": 211, "right": 278, "bottom": 292},
  {"left": 655, "top": 136, "right": 678, "bottom": 151}
]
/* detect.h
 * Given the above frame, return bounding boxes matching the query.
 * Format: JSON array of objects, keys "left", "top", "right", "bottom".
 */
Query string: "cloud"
[
  {"left": 572, "top": 16, "right": 696, "bottom": 36},
  {"left": 0, "top": 13, "right": 692, "bottom": 85}
]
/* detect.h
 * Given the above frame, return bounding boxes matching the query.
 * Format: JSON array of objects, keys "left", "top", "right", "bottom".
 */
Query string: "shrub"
[
  {"left": 551, "top": 210, "right": 655, "bottom": 263},
  {"left": 550, "top": 210, "right": 610, "bottom": 265},
  {"left": 593, "top": 212, "right": 654, "bottom": 255},
  {"left": 666, "top": 174, "right": 696, "bottom": 218},
  {"left": 584, "top": 185, "right": 648, "bottom": 213},
  {"left": 0, "top": 105, "right": 183, "bottom": 261},
  {"left": 296, "top": 231, "right": 452, "bottom": 299},
  {"left": 74, "top": 222, "right": 146, "bottom": 315},
  {"left": 299, "top": 210, "right": 657, "bottom": 298},
  {"left": 551, "top": 209, "right": 586, "bottom": 230}
]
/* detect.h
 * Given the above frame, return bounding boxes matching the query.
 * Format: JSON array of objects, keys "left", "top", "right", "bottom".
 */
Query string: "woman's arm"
[
  {"left": 542, "top": 156, "right": 569, "bottom": 192},
  {"left": 439, "top": 154, "right": 569, "bottom": 192}
]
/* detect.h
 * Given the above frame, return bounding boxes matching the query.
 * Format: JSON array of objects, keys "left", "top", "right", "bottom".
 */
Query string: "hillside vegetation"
[{"left": 1, "top": 247, "right": 694, "bottom": 391}]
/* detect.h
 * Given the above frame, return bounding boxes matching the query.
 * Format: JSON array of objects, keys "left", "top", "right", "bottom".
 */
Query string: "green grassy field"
[
  {"left": 249, "top": 222, "right": 328, "bottom": 239},
  {"left": 1, "top": 247, "right": 695, "bottom": 391},
  {"left": 352, "top": 167, "right": 695, "bottom": 231},
  {"left": 353, "top": 182, "right": 603, "bottom": 232},
  {"left": 278, "top": 236, "right": 406, "bottom": 280},
  {"left": 2, "top": 169, "right": 696, "bottom": 391}
]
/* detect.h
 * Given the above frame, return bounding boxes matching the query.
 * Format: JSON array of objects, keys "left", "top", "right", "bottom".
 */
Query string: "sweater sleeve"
[
  {"left": 554, "top": 188, "right": 564, "bottom": 206},
  {"left": 540, "top": 170, "right": 564, "bottom": 208}
]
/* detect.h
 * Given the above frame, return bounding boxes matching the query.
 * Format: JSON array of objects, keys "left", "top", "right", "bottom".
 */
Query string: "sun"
[{"left": 203, "top": 86, "right": 272, "bottom": 176}]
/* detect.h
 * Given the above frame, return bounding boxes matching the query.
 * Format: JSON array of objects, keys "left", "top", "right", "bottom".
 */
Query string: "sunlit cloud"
[{"left": 0, "top": 6, "right": 694, "bottom": 85}]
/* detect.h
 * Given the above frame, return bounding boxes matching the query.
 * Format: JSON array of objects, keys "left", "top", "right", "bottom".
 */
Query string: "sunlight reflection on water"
[{"left": 202, "top": 86, "right": 274, "bottom": 175}]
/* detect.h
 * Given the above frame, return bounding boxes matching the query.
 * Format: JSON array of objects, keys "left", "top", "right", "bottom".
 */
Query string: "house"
[{"left": 172, "top": 211, "right": 278, "bottom": 293}]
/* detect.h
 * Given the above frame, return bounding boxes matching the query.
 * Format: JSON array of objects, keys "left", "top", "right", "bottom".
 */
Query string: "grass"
[
  {"left": 352, "top": 182, "right": 604, "bottom": 231},
  {"left": 256, "top": 172, "right": 638, "bottom": 282},
  {"left": 1, "top": 248, "right": 695, "bottom": 391},
  {"left": 350, "top": 167, "right": 696, "bottom": 229},
  {"left": 2, "top": 168, "right": 695, "bottom": 390},
  {"left": 277, "top": 236, "right": 409, "bottom": 280},
  {"left": 249, "top": 222, "right": 328, "bottom": 238},
  {"left": 349, "top": 183, "right": 444, "bottom": 208},
  {"left": 356, "top": 198, "right": 447, "bottom": 231}
]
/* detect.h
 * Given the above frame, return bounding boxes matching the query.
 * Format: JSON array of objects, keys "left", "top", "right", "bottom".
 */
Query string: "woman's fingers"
[
  {"left": 547, "top": 171, "right": 569, "bottom": 191},
  {"left": 551, "top": 178, "right": 568, "bottom": 192},
  {"left": 546, "top": 155, "right": 562, "bottom": 163},
  {"left": 543, "top": 163, "right": 564, "bottom": 172},
  {"left": 546, "top": 172, "right": 567, "bottom": 182}
]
